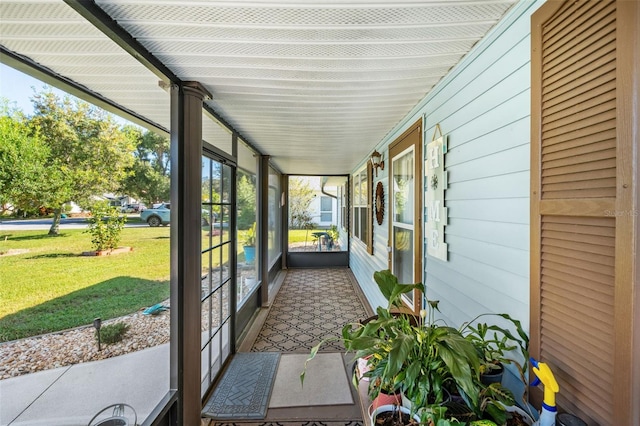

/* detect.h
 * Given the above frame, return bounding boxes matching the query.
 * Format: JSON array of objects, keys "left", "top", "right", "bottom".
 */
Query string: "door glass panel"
[
  {"left": 393, "top": 228, "right": 414, "bottom": 286},
  {"left": 391, "top": 147, "right": 415, "bottom": 307},
  {"left": 237, "top": 167, "right": 258, "bottom": 308},
  {"left": 393, "top": 151, "right": 414, "bottom": 225},
  {"left": 201, "top": 156, "right": 233, "bottom": 396}
]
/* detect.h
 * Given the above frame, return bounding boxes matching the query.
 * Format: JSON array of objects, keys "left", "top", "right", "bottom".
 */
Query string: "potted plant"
[
  {"left": 302, "top": 270, "right": 480, "bottom": 423},
  {"left": 459, "top": 313, "right": 532, "bottom": 417},
  {"left": 242, "top": 222, "right": 256, "bottom": 264},
  {"left": 301, "top": 269, "right": 528, "bottom": 425}
]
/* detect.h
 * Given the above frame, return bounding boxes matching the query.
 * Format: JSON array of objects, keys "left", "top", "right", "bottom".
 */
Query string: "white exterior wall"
[{"left": 350, "top": 0, "right": 544, "bottom": 329}]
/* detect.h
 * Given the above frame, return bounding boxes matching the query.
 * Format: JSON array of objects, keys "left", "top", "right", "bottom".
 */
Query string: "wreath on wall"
[{"left": 375, "top": 181, "right": 384, "bottom": 225}]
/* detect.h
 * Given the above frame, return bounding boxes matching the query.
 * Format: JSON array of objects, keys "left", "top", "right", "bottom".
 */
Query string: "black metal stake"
[{"left": 93, "top": 318, "right": 102, "bottom": 351}]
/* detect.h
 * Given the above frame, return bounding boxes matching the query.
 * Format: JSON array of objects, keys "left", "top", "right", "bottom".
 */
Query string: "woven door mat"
[{"left": 203, "top": 352, "right": 280, "bottom": 420}]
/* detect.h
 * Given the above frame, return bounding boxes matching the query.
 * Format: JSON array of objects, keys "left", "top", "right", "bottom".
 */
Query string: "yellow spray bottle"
[{"left": 530, "top": 357, "right": 560, "bottom": 426}]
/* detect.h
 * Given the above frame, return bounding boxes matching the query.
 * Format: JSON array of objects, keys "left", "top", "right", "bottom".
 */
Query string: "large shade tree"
[
  {"left": 120, "top": 126, "right": 170, "bottom": 206},
  {"left": 0, "top": 101, "right": 54, "bottom": 215},
  {"left": 28, "top": 90, "right": 135, "bottom": 235}
]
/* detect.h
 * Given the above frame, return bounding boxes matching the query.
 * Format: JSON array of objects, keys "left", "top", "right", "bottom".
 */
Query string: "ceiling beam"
[{"left": 0, "top": 46, "right": 168, "bottom": 135}]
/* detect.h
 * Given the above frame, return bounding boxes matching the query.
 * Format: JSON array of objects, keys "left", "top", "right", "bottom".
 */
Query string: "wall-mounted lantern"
[{"left": 370, "top": 150, "right": 384, "bottom": 177}]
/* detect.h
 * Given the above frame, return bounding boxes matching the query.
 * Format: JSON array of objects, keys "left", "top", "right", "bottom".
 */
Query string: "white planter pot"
[
  {"left": 401, "top": 392, "right": 412, "bottom": 411},
  {"left": 369, "top": 404, "right": 420, "bottom": 425}
]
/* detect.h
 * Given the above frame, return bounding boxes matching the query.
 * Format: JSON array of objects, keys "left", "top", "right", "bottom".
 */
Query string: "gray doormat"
[{"left": 203, "top": 352, "right": 280, "bottom": 420}]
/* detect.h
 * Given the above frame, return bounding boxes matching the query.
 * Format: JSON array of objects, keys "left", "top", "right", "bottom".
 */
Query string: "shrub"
[
  {"left": 85, "top": 201, "right": 126, "bottom": 251},
  {"left": 97, "top": 322, "right": 130, "bottom": 345}
]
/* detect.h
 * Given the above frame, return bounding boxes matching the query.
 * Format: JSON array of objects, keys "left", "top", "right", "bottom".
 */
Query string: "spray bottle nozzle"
[
  {"left": 530, "top": 357, "right": 559, "bottom": 409},
  {"left": 529, "top": 358, "right": 542, "bottom": 387}
]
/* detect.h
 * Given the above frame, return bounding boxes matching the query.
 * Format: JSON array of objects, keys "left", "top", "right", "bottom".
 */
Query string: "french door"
[
  {"left": 388, "top": 120, "right": 422, "bottom": 313},
  {"left": 200, "top": 155, "right": 234, "bottom": 397}
]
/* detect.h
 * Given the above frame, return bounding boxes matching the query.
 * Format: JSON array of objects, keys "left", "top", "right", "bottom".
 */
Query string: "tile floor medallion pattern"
[
  {"left": 251, "top": 269, "right": 369, "bottom": 353},
  {"left": 202, "top": 352, "right": 280, "bottom": 420}
]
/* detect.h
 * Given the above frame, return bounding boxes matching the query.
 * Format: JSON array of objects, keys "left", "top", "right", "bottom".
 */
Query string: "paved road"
[{"left": 0, "top": 217, "right": 148, "bottom": 231}]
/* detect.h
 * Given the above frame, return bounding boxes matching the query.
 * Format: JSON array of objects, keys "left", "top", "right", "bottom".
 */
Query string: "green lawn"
[
  {"left": 288, "top": 228, "right": 322, "bottom": 244},
  {"left": 0, "top": 227, "right": 171, "bottom": 341}
]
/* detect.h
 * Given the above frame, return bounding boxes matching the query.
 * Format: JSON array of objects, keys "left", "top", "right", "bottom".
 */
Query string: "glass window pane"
[
  {"left": 353, "top": 175, "right": 360, "bottom": 206},
  {"left": 360, "top": 171, "right": 368, "bottom": 205},
  {"left": 393, "top": 150, "right": 414, "bottom": 225},
  {"left": 321, "top": 212, "right": 332, "bottom": 222},
  {"left": 354, "top": 208, "right": 360, "bottom": 239},
  {"left": 221, "top": 162, "right": 231, "bottom": 204},
  {"left": 359, "top": 207, "right": 368, "bottom": 244},
  {"left": 268, "top": 165, "right": 282, "bottom": 267},
  {"left": 320, "top": 196, "right": 332, "bottom": 211},
  {"left": 393, "top": 227, "right": 414, "bottom": 304}
]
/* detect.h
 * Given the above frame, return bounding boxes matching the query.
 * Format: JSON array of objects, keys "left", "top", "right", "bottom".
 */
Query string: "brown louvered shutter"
[{"left": 531, "top": 1, "right": 639, "bottom": 425}]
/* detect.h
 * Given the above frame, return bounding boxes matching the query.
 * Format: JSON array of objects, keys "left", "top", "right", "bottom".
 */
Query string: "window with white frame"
[
  {"left": 352, "top": 164, "right": 372, "bottom": 253},
  {"left": 320, "top": 196, "right": 332, "bottom": 222}
]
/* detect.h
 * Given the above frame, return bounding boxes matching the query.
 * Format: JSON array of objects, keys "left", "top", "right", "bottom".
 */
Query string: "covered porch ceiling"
[{"left": 0, "top": 0, "right": 517, "bottom": 175}]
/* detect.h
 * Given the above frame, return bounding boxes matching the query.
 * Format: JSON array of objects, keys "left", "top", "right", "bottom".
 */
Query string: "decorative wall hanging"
[
  {"left": 425, "top": 124, "right": 448, "bottom": 261},
  {"left": 375, "top": 181, "right": 384, "bottom": 225}
]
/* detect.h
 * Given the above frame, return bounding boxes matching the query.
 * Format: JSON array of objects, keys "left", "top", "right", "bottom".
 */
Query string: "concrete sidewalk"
[{"left": 1, "top": 344, "right": 169, "bottom": 426}]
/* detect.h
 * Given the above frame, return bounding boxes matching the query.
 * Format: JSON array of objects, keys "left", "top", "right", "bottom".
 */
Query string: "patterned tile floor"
[
  {"left": 204, "top": 268, "right": 370, "bottom": 426},
  {"left": 250, "top": 268, "right": 370, "bottom": 353}
]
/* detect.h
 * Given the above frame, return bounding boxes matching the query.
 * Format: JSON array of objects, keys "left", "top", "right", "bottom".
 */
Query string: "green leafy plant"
[
  {"left": 97, "top": 322, "right": 130, "bottom": 345},
  {"left": 303, "top": 270, "right": 481, "bottom": 411},
  {"left": 302, "top": 269, "right": 527, "bottom": 425},
  {"left": 461, "top": 314, "right": 529, "bottom": 376},
  {"left": 242, "top": 222, "right": 256, "bottom": 247},
  {"left": 85, "top": 201, "right": 127, "bottom": 251},
  {"left": 460, "top": 313, "right": 531, "bottom": 420},
  {"left": 328, "top": 224, "right": 339, "bottom": 243}
]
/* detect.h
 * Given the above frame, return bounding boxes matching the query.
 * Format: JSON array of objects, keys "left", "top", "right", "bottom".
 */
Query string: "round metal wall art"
[{"left": 375, "top": 181, "right": 384, "bottom": 225}]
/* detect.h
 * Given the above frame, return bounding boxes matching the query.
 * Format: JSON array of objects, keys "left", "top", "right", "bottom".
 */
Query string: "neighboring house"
[
  {"left": 293, "top": 176, "right": 339, "bottom": 228},
  {"left": 103, "top": 194, "right": 138, "bottom": 208}
]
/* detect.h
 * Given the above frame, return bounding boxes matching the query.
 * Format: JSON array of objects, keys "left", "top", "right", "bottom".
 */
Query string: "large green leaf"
[
  {"left": 386, "top": 332, "right": 413, "bottom": 377},
  {"left": 439, "top": 344, "right": 479, "bottom": 405},
  {"left": 373, "top": 269, "right": 424, "bottom": 309}
]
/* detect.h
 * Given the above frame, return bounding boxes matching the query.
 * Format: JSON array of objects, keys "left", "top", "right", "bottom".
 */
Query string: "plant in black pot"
[
  {"left": 459, "top": 313, "right": 534, "bottom": 424},
  {"left": 461, "top": 314, "right": 529, "bottom": 384}
]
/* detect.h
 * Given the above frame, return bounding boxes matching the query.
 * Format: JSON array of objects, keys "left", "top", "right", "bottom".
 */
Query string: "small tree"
[
  {"left": 289, "top": 177, "right": 315, "bottom": 229},
  {"left": 85, "top": 201, "right": 127, "bottom": 251}
]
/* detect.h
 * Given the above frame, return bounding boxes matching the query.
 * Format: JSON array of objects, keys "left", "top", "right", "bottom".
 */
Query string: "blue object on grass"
[{"left": 143, "top": 303, "right": 168, "bottom": 315}]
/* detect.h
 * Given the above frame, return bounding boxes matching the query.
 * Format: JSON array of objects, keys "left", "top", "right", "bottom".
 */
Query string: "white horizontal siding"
[{"left": 350, "top": 0, "right": 545, "bottom": 330}]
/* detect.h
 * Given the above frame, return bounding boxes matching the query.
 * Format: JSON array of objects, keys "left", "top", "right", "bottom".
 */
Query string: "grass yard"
[
  {"left": 288, "top": 228, "right": 322, "bottom": 244},
  {"left": 0, "top": 227, "right": 171, "bottom": 341}
]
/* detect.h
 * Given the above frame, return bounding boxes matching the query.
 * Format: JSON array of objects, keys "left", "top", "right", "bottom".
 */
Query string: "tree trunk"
[{"left": 48, "top": 208, "right": 62, "bottom": 235}]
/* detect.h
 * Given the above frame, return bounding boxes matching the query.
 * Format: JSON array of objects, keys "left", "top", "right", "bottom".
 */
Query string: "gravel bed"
[
  {"left": 0, "top": 262, "right": 306, "bottom": 380},
  {"left": 0, "top": 307, "right": 170, "bottom": 380}
]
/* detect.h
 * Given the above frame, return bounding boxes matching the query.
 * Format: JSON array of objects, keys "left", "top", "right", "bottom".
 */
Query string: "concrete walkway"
[{"left": 1, "top": 344, "right": 168, "bottom": 426}]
